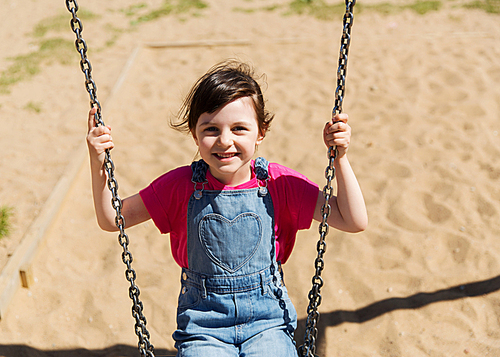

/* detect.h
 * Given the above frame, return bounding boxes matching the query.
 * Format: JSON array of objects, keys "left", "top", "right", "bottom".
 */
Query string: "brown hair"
[{"left": 171, "top": 60, "right": 274, "bottom": 137}]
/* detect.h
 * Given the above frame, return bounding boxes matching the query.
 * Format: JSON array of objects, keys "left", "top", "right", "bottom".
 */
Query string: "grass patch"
[
  {"left": 0, "top": 206, "right": 13, "bottom": 239},
  {"left": 234, "top": 0, "right": 345, "bottom": 20},
  {"left": 236, "top": 0, "right": 445, "bottom": 19},
  {"left": 24, "top": 101, "right": 43, "bottom": 113},
  {"left": 0, "top": 38, "right": 75, "bottom": 94},
  {"left": 0, "top": 9, "right": 99, "bottom": 94},
  {"left": 121, "top": 3, "right": 148, "bottom": 17},
  {"left": 233, "top": 7, "right": 258, "bottom": 13},
  {"left": 132, "top": 0, "right": 208, "bottom": 24},
  {"left": 287, "top": 0, "right": 346, "bottom": 20},
  {"left": 360, "top": 2, "right": 401, "bottom": 14},
  {"left": 463, "top": 0, "right": 500, "bottom": 13},
  {"left": 103, "top": 23, "right": 135, "bottom": 48},
  {"left": 359, "top": 0, "right": 442, "bottom": 15},
  {"left": 233, "top": 4, "right": 281, "bottom": 13},
  {"left": 32, "top": 9, "right": 99, "bottom": 37},
  {"left": 1, "top": 1, "right": 207, "bottom": 94},
  {"left": 406, "top": 0, "right": 442, "bottom": 14}
]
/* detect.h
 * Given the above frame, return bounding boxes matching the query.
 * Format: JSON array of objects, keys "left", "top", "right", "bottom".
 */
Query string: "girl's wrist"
[
  {"left": 90, "top": 156, "right": 107, "bottom": 174},
  {"left": 334, "top": 152, "right": 348, "bottom": 167}
]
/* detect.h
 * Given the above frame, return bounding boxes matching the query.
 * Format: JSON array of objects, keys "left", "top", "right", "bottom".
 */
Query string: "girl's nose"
[{"left": 217, "top": 130, "right": 233, "bottom": 147}]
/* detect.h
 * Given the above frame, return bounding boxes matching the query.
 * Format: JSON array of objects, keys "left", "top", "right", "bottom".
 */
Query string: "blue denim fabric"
[{"left": 173, "top": 158, "right": 298, "bottom": 357}]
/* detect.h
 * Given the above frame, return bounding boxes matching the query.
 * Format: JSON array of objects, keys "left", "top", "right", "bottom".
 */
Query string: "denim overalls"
[{"left": 173, "top": 157, "right": 298, "bottom": 357}]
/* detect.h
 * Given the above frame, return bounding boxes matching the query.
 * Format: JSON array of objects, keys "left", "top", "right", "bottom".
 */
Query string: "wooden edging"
[
  {"left": 0, "top": 146, "right": 87, "bottom": 319},
  {"left": 0, "top": 45, "right": 141, "bottom": 320}
]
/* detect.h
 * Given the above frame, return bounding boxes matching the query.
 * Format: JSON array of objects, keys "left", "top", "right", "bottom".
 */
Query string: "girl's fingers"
[
  {"left": 87, "top": 107, "right": 98, "bottom": 131},
  {"left": 88, "top": 130, "right": 113, "bottom": 148},
  {"left": 324, "top": 114, "right": 351, "bottom": 151},
  {"left": 87, "top": 123, "right": 113, "bottom": 153},
  {"left": 327, "top": 121, "right": 350, "bottom": 134},
  {"left": 88, "top": 123, "right": 112, "bottom": 143},
  {"left": 328, "top": 137, "right": 349, "bottom": 148},
  {"left": 99, "top": 140, "right": 114, "bottom": 151},
  {"left": 325, "top": 126, "right": 351, "bottom": 146},
  {"left": 87, "top": 134, "right": 114, "bottom": 155},
  {"left": 332, "top": 113, "right": 349, "bottom": 124},
  {"left": 93, "top": 132, "right": 112, "bottom": 144},
  {"left": 92, "top": 125, "right": 111, "bottom": 136}
]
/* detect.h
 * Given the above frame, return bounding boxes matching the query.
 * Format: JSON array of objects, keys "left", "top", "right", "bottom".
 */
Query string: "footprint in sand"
[
  {"left": 388, "top": 162, "right": 412, "bottom": 178},
  {"left": 476, "top": 192, "right": 497, "bottom": 220},
  {"left": 447, "top": 234, "right": 471, "bottom": 264},
  {"left": 423, "top": 193, "right": 452, "bottom": 224},
  {"left": 387, "top": 199, "right": 428, "bottom": 232},
  {"left": 386, "top": 191, "right": 452, "bottom": 232}
]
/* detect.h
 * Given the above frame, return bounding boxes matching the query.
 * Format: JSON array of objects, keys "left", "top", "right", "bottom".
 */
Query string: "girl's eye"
[
  {"left": 204, "top": 127, "right": 218, "bottom": 132},
  {"left": 233, "top": 126, "right": 247, "bottom": 132}
]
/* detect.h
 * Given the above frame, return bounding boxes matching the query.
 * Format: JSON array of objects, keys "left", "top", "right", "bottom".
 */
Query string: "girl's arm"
[
  {"left": 313, "top": 113, "right": 368, "bottom": 233},
  {"left": 87, "top": 107, "right": 151, "bottom": 232}
]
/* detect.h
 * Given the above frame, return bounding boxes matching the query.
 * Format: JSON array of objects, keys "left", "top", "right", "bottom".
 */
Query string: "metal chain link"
[
  {"left": 65, "top": 1, "right": 155, "bottom": 356},
  {"left": 298, "top": 1, "right": 356, "bottom": 356}
]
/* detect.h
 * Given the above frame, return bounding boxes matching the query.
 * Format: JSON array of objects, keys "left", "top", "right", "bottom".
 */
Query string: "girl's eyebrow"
[
  {"left": 198, "top": 120, "right": 253, "bottom": 127},
  {"left": 232, "top": 121, "right": 252, "bottom": 127},
  {"left": 197, "top": 119, "right": 217, "bottom": 127}
]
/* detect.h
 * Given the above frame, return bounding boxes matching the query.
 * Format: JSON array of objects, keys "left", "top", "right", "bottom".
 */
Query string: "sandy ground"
[{"left": 1, "top": 0, "right": 500, "bottom": 356}]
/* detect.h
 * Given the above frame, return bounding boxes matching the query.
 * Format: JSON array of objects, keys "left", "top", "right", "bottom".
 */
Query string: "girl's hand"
[
  {"left": 323, "top": 113, "right": 351, "bottom": 158},
  {"left": 87, "top": 107, "right": 114, "bottom": 166}
]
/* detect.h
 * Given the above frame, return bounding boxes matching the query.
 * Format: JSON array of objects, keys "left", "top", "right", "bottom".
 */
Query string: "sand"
[{"left": 0, "top": 0, "right": 500, "bottom": 356}]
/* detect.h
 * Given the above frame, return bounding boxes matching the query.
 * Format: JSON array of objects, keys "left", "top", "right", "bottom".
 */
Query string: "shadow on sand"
[
  {"left": 1, "top": 275, "right": 499, "bottom": 357},
  {"left": 295, "top": 274, "right": 500, "bottom": 355},
  {"left": 0, "top": 344, "right": 175, "bottom": 357}
]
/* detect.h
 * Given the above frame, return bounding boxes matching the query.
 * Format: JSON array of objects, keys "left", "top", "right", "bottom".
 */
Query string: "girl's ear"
[
  {"left": 191, "top": 129, "right": 199, "bottom": 146},
  {"left": 256, "top": 130, "right": 266, "bottom": 145}
]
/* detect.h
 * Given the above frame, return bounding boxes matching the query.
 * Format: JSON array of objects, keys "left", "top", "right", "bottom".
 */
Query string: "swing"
[{"left": 65, "top": 1, "right": 355, "bottom": 356}]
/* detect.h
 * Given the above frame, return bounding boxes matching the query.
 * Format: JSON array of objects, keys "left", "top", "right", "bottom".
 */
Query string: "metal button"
[
  {"left": 258, "top": 186, "right": 268, "bottom": 196},
  {"left": 182, "top": 272, "right": 187, "bottom": 281},
  {"left": 181, "top": 286, "right": 187, "bottom": 294}
]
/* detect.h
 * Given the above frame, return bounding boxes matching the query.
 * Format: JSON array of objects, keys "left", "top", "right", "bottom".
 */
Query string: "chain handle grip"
[
  {"left": 298, "top": 1, "right": 355, "bottom": 356},
  {"left": 65, "top": 1, "right": 155, "bottom": 356}
]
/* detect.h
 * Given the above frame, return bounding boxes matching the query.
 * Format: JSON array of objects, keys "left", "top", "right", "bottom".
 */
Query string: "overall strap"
[
  {"left": 190, "top": 158, "right": 269, "bottom": 183},
  {"left": 191, "top": 159, "right": 209, "bottom": 183},
  {"left": 254, "top": 157, "right": 269, "bottom": 181}
]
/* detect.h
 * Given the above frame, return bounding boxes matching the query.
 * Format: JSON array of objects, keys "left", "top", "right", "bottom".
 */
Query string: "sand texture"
[{"left": 0, "top": 0, "right": 500, "bottom": 356}]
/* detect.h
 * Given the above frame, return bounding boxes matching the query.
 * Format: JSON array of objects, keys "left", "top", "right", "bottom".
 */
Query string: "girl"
[{"left": 87, "top": 60, "right": 367, "bottom": 357}]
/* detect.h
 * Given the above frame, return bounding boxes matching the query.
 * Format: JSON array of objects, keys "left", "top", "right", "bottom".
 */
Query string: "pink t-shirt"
[{"left": 139, "top": 160, "right": 319, "bottom": 268}]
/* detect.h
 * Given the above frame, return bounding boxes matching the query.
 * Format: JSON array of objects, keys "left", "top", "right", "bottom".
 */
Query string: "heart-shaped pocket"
[{"left": 199, "top": 212, "right": 262, "bottom": 273}]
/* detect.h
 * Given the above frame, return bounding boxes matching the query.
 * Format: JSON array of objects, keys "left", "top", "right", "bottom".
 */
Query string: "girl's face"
[{"left": 192, "top": 96, "right": 264, "bottom": 186}]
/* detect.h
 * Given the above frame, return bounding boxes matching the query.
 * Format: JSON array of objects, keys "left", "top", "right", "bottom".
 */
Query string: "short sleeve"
[
  {"left": 267, "top": 163, "right": 319, "bottom": 263},
  {"left": 139, "top": 166, "right": 194, "bottom": 268},
  {"left": 140, "top": 183, "right": 171, "bottom": 234}
]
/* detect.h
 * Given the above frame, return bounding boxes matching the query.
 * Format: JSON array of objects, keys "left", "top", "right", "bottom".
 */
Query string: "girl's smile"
[{"left": 192, "top": 96, "right": 264, "bottom": 186}]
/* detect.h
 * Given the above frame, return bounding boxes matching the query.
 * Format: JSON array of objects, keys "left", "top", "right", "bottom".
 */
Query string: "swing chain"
[
  {"left": 66, "top": 1, "right": 155, "bottom": 356},
  {"left": 299, "top": 1, "right": 355, "bottom": 356},
  {"left": 333, "top": 0, "right": 356, "bottom": 116}
]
